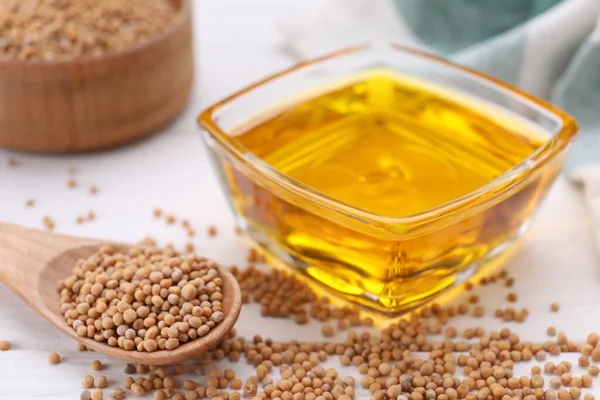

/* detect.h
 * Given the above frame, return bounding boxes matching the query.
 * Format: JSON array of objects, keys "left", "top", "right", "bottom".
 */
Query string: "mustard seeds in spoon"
[{"left": 59, "top": 246, "right": 225, "bottom": 352}]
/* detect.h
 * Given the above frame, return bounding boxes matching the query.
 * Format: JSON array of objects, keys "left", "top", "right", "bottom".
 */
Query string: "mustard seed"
[
  {"left": 59, "top": 246, "right": 224, "bottom": 352},
  {"left": 81, "top": 391, "right": 92, "bottom": 400},
  {"left": 321, "top": 324, "right": 335, "bottom": 338},
  {"left": 131, "top": 383, "right": 144, "bottom": 396},
  {"left": 580, "top": 374, "right": 592, "bottom": 388},
  {"left": 25, "top": 198, "right": 35, "bottom": 207},
  {"left": 91, "top": 360, "right": 103, "bottom": 371},
  {"left": 82, "top": 375, "right": 95, "bottom": 388},
  {"left": 531, "top": 375, "right": 544, "bottom": 389},
  {"left": 43, "top": 216, "right": 55, "bottom": 231},
  {"left": 570, "top": 387, "right": 581, "bottom": 400},
  {"left": 550, "top": 378, "right": 562, "bottom": 389},
  {"left": 231, "top": 379, "right": 243, "bottom": 390},
  {"left": 90, "top": 185, "right": 99, "bottom": 195},
  {"left": 589, "top": 365, "right": 599, "bottom": 376},
  {"left": 95, "top": 376, "right": 108, "bottom": 389},
  {"left": 551, "top": 302, "right": 560, "bottom": 312},
  {"left": 91, "top": 389, "right": 103, "bottom": 400},
  {"left": 48, "top": 352, "right": 61, "bottom": 364},
  {"left": 110, "top": 389, "right": 126, "bottom": 400},
  {"left": 208, "top": 226, "right": 218, "bottom": 237},
  {"left": 592, "top": 348, "right": 600, "bottom": 362},
  {"left": 0, "top": 340, "right": 11, "bottom": 351}
]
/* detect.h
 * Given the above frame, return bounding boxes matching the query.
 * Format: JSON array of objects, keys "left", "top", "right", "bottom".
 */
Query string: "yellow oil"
[{"left": 223, "top": 71, "right": 558, "bottom": 314}]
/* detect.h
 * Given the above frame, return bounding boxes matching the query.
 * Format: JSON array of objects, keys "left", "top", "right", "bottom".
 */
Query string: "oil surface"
[{"left": 223, "top": 71, "right": 556, "bottom": 313}]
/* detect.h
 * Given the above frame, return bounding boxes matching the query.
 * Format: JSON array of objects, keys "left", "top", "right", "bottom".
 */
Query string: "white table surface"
[{"left": 1, "top": 1, "right": 600, "bottom": 398}]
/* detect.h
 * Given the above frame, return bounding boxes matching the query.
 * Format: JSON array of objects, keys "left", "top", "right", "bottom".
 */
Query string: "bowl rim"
[
  {"left": 0, "top": 0, "right": 190, "bottom": 66},
  {"left": 198, "top": 43, "right": 579, "bottom": 234}
]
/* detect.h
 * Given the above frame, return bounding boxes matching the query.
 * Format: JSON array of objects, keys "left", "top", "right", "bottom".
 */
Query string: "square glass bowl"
[{"left": 198, "top": 44, "right": 578, "bottom": 315}]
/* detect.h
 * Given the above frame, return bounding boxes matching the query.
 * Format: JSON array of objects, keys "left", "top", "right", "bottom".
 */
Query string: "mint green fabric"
[
  {"left": 395, "top": 0, "right": 561, "bottom": 54},
  {"left": 554, "top": 40, "right": 600, "bottom": 171},
  {"left": 392, "top": 0, "right": 600, "bottom": 174}
]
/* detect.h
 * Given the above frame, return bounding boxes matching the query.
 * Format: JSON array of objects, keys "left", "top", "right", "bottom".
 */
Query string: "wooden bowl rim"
[{"left": 0, "top": 0, "right": 191, "bottom": 67}]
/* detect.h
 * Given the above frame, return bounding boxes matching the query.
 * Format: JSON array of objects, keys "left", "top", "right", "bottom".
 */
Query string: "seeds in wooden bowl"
[
  {"left": 0, "top": 0, "right": 178, "bottom": 61},
  {"left": 58, "top": 245, "right": 225, "bottom": 352}
]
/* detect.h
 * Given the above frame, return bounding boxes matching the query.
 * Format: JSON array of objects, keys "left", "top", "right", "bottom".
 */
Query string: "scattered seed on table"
[
  {"left": 321, "top": 324, "right": 335, "bottom": 337},
  {"left": 231, "top": 379, "right": 242, "bottom": 390},
  {"left": 166, "top": 214, "right": 176, "bottom": 224},
  {"left": 81, "top": 391, "right": 92, "bottom": 400},
  {"left": 91, "top": 360, "right": 103, "bottom": 371},
  {"left": 82, "top": 375, "right": 94, "bottom": 388},
  {"left": 131, "top": 383, "right": 144, "bottom": 396},
  {"left": 91, "top": 389, "right": 103, "bottom": 400},
  {"left": 95, "top": 376, "right": 108, "bottom": 389},
  {"left": 153, "top": 208, "right": 163, "bottom": 218},
  {"left": 7, "top": 156, "right": 17, "bottom": 167},
  {"left": 48, "top": 352, "right": 61, "bottom": 364},
  {"left": 110, "top": 388, "right": 125, "bottom": 400},
  {"left": 185, "top": 242, "right": 195, "bottom": 253},
  {"left": 547, "top": 326, "right": 557, "bottom": 336},
  {"left": 88, "top": 210, "right": 96, "bottom": 221},
  {"left": 592, "top": 348, "right": 600, "bottom": 362},
  {"left": 89, "top": 185, "right": 99, "bottom": 195},
  {"left": 43, "top": 216, "right": 55, "bottom": 231},
  {"left": 208, "top": 226, "right": 218, "bottom": 237},
  {"left": 551, "top": 302, "right": 560, "bottom": 312},
  {"left": 25, "top": 198, "right": 35, "bottom": 207},
  {"left": 0, "top": 340, "right": 11, "bottom": 351}
]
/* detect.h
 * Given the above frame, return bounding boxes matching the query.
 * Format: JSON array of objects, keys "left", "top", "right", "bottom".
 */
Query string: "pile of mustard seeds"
[
  {"left": 67, "top": 259, "right": 600, "bottom": 400},
  {"left": 0, "top": 0, "right": 178, "bottom": 61},
  {"left": 59, "top": 245, "right": 225, "bottom": 352}
]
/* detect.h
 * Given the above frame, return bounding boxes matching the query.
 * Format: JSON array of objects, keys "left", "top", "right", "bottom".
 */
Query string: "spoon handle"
[{"left": 0, "top": 222, "right": 98, "bottom": 295}]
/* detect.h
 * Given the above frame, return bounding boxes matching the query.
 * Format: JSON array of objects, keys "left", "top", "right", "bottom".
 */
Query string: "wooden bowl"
[{"left": 0, "top": 0, "right": 193, "bottom": 153}]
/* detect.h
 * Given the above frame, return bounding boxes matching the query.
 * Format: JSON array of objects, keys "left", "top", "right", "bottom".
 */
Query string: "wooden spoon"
[{"left": 0, "top": 222, "right": 242, "bottom": 365}]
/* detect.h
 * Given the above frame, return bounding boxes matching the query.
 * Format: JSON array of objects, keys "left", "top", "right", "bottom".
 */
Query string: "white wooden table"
[{"left": 1, "top": 2, "right": 599, "bottom": 398}]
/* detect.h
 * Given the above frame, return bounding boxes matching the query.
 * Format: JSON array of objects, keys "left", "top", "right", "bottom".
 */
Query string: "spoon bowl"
[{"left": 0, "top": 222, "right": 242, "bottom": 365}]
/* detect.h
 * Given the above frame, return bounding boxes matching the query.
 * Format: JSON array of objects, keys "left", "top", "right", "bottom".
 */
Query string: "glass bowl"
[{"left": 198, "top": 44, "right": 578, "bottom": 315}]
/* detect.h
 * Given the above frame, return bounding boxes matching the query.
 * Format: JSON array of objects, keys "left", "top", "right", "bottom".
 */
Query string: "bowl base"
[{"left": 240, "top": 222, "right": 526, "bottom": 317}]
